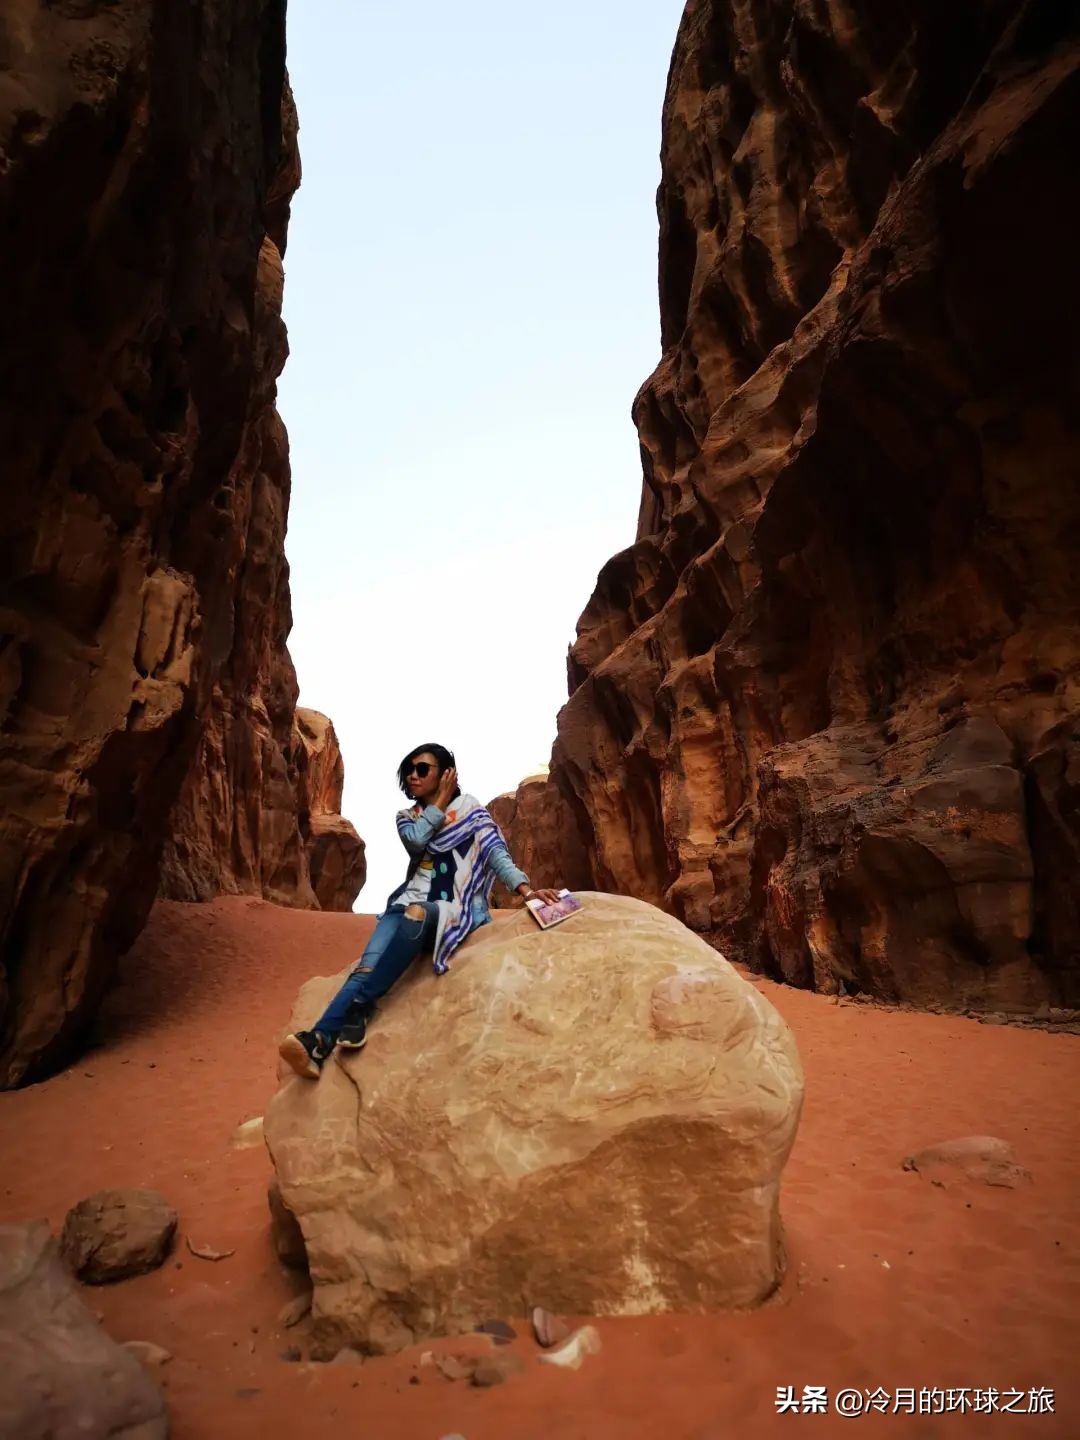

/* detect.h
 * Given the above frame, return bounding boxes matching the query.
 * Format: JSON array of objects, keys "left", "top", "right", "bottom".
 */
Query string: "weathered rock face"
[
  {"left": 0, "top": 3, "right": 360, "bottom": 1087},
  {"left": 159, "top": 706, "right": 366, "bottom": 911},
  {"left": 296, "top": 711, "right": 367, "bottom": 911},
  {"left": 488, "top": 770, "right": 592, "bottom": 907},
  {"left": 522, "top": 1, "right": 1080, "bottom": 1011},
  {"left": 265, "top": 894, "right": 803, "bottom": 1357},
  {"left": 0, "top": 1220, "right": 167, "bottom": 1440}
]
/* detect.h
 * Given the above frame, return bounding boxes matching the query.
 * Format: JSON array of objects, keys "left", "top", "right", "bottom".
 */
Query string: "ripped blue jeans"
[{"left": 312, "top": 902, "right": 440, "bottom": 1041}]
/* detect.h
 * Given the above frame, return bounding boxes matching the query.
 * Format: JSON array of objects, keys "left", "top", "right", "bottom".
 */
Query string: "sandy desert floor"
[{"left": 0, "top": 894, "right": 1077, "bottom": 1439}]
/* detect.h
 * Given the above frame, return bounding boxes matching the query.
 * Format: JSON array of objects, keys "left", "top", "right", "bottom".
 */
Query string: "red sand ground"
[{"left": 0, "top": 895, "right": 1077, "bottom": 1439}]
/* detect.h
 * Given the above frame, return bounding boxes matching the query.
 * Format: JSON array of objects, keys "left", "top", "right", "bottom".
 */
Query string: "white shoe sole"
[
  {"left": 279, "top": 1035, "right": 320, "bottom": 1079},
  {"left": 335, "top": 1035, "right": 367, "bottom": 1052}
]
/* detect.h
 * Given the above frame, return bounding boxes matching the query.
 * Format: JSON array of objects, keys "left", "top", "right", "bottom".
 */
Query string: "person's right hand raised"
[{"left": 434, "top": 766, "right": 458, "bottom": 811}]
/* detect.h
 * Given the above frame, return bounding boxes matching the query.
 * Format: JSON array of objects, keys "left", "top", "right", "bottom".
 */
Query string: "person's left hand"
[{"left": 524, "top": 887, "right": 563, "bottom": 905}]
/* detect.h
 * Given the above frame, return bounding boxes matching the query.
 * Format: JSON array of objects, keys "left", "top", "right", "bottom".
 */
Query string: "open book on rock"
[{"left": 525, "top": 889, "right": 583, "bottom": 930}]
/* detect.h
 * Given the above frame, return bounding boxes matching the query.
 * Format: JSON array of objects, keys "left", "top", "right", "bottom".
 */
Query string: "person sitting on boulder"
[{"left": 279, "top": 743, "right": 562, "bottom": 1078}]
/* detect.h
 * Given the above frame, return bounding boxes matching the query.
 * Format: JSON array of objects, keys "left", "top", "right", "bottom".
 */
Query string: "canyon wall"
[
  {"left": 523, "top": 0, "right": 1080, "bottom": 1010},
  {"left": 0, "top": 1, "right": 361, "bottom": 1087},
  {"left": 488, "top": 771, "right": 592, "bottom": 907},
  {"left": 160, "top": 708, "right": 366, "bottom": 913}
]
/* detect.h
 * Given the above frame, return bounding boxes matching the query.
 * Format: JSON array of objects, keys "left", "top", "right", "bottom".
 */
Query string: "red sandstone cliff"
[
  {"left": 511, "top": 0, "right": 1080, "bottom": 1011},
  {"left": 160, "top": 707, "right": 365, "bottom": 913},
  {"left": 488, "top": 771, "right": 591, "bottom": 908},
  {"left": 0, "top": 2, "right": 361, "bottom": 1087}
]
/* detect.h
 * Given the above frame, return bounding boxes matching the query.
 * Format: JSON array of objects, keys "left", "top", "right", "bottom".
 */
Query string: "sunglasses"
[{"left": 405, "top": 761, "right": 435, "bottom": 778}]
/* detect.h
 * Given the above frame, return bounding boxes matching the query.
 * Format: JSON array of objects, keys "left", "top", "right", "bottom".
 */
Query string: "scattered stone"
[
  {"left": 538, "top": 1324, "right": 602, "bottom": 1371},
  {"left": 472, "top": 1352, "right": 525, "bottom": 1387},
  {"left": 902, "top": 1136, "right": 1032, "bottom": 1189},
  {"left": 434, "top": 1352, "right": 477, "bottom": 1382},
  {"left": 185, "top": 1235, "right": 236, "bottom": 1261},
  {"left": 330, "top": 1346, "right": 364, "bottom": 1364},
  {"left": 278, "top": 1290, "right": 313, "bottom": 1327},
  {"left": 409, "top": 1374, "right": 420, "bottom": 1385},
  {"left": 0, "top": 1220, "right": 167, "bottom": 1437},
  {"left": 531, "top": 1305, "right": 571, "bottom": 1348},
  {"left": 123, "top": 1340, "right": 173, "bottom": 1367},
  {"left": 476, "top": 1318, "right": 516, "bottom": 1344},
  {"left": 280, "top": 1345, "right": 302, "bottom": 1362},
  {"left": 61, "top": 1189, "right": 178, "bottom": 1284},
  {"left": 230, "top": 1116, "right": 265, "bottom": 1150}
]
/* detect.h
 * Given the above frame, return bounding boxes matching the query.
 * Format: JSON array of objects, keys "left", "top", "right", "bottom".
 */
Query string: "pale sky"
[{"left": 279, "top": 2, "right": 685, "bottom": 906}]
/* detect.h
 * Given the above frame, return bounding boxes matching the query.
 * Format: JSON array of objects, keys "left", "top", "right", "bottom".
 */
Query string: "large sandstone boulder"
[
  {"left": 264, "top": 893, "right": 802, "bottom": 1358},
  {"left": 502, "top": 2, "right": 1080, "bottom": 1013},
  {"left": 0, "top": 1220, "right": 167, "bottom": 1439}
]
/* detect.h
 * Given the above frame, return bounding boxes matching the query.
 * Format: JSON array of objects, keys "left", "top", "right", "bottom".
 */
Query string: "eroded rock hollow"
[
  {"left": 0, "top": 1, "right": 362, "bottom": 1087},
  {"left": 509, "top": 0, "right": 1080, "bottom": 1012}
]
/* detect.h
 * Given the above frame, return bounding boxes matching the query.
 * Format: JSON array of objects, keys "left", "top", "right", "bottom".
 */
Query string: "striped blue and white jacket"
[{"left": 386, "top": 792, "right": 528, "bottom": 972}]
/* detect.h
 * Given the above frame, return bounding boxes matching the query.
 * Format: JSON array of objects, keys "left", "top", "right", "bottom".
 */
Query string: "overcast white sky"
[{"left": 279, "top": 2, "right": 685, "bottom": 906}]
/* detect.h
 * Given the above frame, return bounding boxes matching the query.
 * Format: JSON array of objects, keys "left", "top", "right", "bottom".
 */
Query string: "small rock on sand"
[
  {"left": 122, "top": 1341, "right": 173, "bottom": 1368},
  {"left": 475, "top": 1317, "right": 516, "bottom": 1344},
  {"left": 531, "top": 1305, "right": 571, "bottom": 1348},
  {"left": 434, "top": 1352, "right": 477, "bottom": 1382},
  {"left": 471, "top": 1352, "right": 525, "bottom": 1387},
  {"left": 902, "top": 1136, "right": 1032, "bottom": 1188},
  {"left": 61, "top": 1189, "right": 178, "bottom": 1284},
  {"left": 330, "top": 1346, "right": 364, "bottom": 1364},
  {"left": 185, "top": 1236, "right": 235, "bottom": 1261},
  {"left": 230, "top": 1116, "right": 265, "bottom": 1150},
  {"left": 277, "top": 1290, "right": 312, "bottom": 1327}
]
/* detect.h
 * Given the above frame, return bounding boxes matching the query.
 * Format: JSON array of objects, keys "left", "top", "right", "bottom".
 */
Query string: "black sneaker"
[
  {"left": 279, "top": 1029, "right": 331, "bottom": 1079},
  {"left": 336, "top": 1012, "right": 369, "bottom": 1051}
]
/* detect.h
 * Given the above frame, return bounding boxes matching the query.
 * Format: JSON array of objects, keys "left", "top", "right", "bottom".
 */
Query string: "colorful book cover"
[{"left": 525, "top": 889, "right": 583, "bottom": 930}]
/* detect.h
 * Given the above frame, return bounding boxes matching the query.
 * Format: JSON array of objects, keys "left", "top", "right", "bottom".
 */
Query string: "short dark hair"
[{"left": 397, "top": 743, "right": 457, "bottom": 797}]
